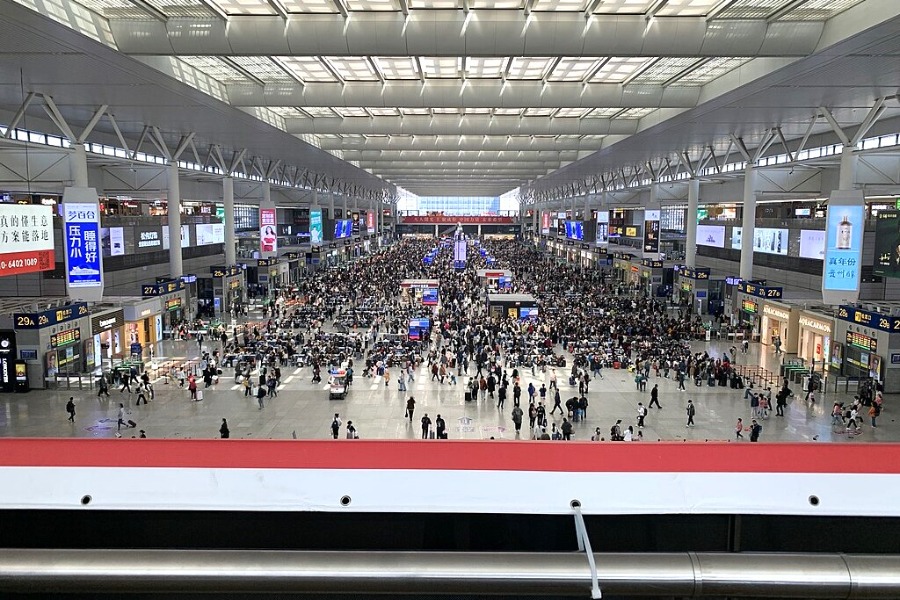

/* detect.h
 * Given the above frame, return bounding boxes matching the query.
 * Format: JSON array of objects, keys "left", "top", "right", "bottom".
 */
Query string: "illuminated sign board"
[
  {"left": 210, "top": 265, "right": 241, "bottom": 278},
  {"left": 643, "top": 209, "right": 660, "bottom": 255},
  {"left": 91, "top": 309, "right": 124, "bottom": 334},
  {"left": 0, "top": 204, "right": 54, "bottom": 276},
  {"left": 50, "top": 327, "right": 81, "bottom": 349},
  {"left": 14, "top": 303, "right": 88, "bottom": 330},
  {"left": 142, "top": 279, "right": 186, "bottom": 297},
  {"left": 680, "top": 267, "right": 710, "bottom": 280},
  {"left": 846, "top": 331, "right": 877, "bottom": 352},
  {"left": 762, "top": 304, "right": 791, "bottom": 320},
  {"left": 737, "top": 282, "right": 783, "bottom": 299},
  {"left": 799, "top": 315, "right": 832, "bottom": 334},
  {"left": 595, "top": 210, "right": 608, "bottom": 246},
  {"left": 259, "top": 203, "right": 277, "bottom": 257},
  {"left": 874, "top": 210, "right": 900, "bottom": 278},
  {"left": 63, "top": 194, "right": 104, "bottom": 301},
  {"left": 822, "top": 191, "right": 865, "bottom": 304},
  {"left": 625, "top": 226, "right": 639, "bottom": 238},
  {"left": 165, "top": 298, "right": 183, "bottom": 312},
  {"left": 837, "top": 306, "right": 900, "bottom": 333},
  {"left": 741, "top": 299, "right": 758, "bottom": 314}
]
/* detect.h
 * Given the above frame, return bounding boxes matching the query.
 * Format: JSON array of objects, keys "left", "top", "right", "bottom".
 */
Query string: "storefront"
[
  {"left": 142, "top": 278, "right": 187, "bottom": 337},
  {"left": 123, "top": 297, "right": 163, "bottom": 357},
  {"left": 760, "top": 301, "right": 796, "bottom": 352},
  {"left": 206, "top": 265, "right": 245, "bottom": 316},
  {"left": 797, "top": 311, "right": 834, "bottom": 370},
  {"left": 675, "top": 267, "right": 711, "bottom": 313},
  {"left": 90, "top": 308, "right": 125, "bottom": 373},
  {"left": 738, "top": 296, "right": 760, "bottom": 332},
  {"left": 9, "top": 302, "right": 91, "bottom": 388}
]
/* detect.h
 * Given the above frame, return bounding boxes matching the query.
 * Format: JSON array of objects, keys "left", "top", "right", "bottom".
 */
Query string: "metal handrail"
[{"left": 0, "top": 550, "right": 897, "bottom": 597}]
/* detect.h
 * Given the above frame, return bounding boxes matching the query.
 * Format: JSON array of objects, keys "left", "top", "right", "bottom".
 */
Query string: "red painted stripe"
[{"left": 0, "top": 439, "right": 899, "bottom": 474}]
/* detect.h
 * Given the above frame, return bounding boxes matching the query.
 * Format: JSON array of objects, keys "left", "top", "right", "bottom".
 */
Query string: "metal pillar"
[
  {"left": 167, "top": 162, "right": 183, "bottom": 279},
  {"left": 223, "top": 177, "right": 236, "bottom": 266},
  {"left": 329, "top": 194, "right": 335, "bottom": 220},
  {"left": 71, "top": 144, "right": 89, "bottom": 188},
  {"left": 839, "top": 145, "right": 858, "bottom": 190},
  {"left": 686, "top": 178, "right": 699, "bottom": 268},
  {"left": 739, "top": 166, "right": 757, "bottom": 280}
]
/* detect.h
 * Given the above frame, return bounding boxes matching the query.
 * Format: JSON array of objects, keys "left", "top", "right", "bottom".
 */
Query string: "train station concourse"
[{"left": 1, "top": 0, "right": 900, "bottom": 597}]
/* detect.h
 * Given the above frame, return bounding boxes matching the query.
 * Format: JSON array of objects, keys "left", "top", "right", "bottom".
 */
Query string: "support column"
[
  {"left": 686, "top": 178, "right": 699, "bottom": 268},
  {"left": 329, "top": 194, "right": 335, "bottom": 220},
  {"left": 343, "top": 195, "right": 349, "bottom": 220},
  {"left": 477, "top": 224, "right": 482, "bottom": 237},
  {"left": 839, "top": 145, "right": 858, "bottom": 190},
  {"left": 434, "top": 223, "right": 439, "bottom": 237},
  {"left": 71, "top": 144, "right": 89, "bottom": 188},
  {"left": 584, "top": 195, "right": 591, "bottom": 224},
  {"left": 167, "top": 163, "right": 183, "bottom": 279},
  {"left": 261, "top": 181, "right": 271, "bottom": 205},
  {"left": 739, "top": 166, "right": 758, "bottom": 280},
  {"left": 223, "top": 177, "right": 236, "bottom": 266}
]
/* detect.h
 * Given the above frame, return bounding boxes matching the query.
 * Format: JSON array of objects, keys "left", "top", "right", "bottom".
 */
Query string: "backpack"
[{"left": 332, "top": 419, "right": 340, "bottom": 431}]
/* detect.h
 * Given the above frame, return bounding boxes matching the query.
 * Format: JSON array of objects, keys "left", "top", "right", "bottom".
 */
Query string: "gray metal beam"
[
  {"left": 0, "top": 549, "right": 898, "bottom": 597},
  {"left": 287, "top": 116, "right": 637, "bottom": 136}
]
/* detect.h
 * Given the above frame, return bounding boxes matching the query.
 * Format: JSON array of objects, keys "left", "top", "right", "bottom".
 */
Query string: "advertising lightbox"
[
  {"left": 62, "top": 188, "right": 104, "bottom": 301},
  {"left": 595, "top": 210, "right": 609, "bottom": 246},
  {"left": 310, "top": 209, "right": 323, "bottom": 245},
  {"left": 0, "top": 204, "right": 55, "bottom": 277},
  {"left": 822, "top": 191, "right": 865, "bottom": 304},
  {"left": 874, "top": 210, "right": 900, "bottom": 278},
  {"left": 259, "top": 203, "right": 277, "bottom": 257},
  {"left": 696, "top": 225, "right": 725, "bottom": 248},
  {"left": 799, "top": 229, "right": 826, "bottom": 260}
]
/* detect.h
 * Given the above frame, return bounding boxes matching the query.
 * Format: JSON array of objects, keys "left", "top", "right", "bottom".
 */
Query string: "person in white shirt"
[{"left": 623, "top": 426, "right": 634, "bottom": 442}]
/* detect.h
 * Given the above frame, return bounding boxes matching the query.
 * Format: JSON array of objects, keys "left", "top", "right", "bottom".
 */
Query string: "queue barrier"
[
  {"left": 45, "top": 372, "right": 95, "bottom": 390},
  {"left": 831, "top": 376, "right": 862, "bottom": 394}
]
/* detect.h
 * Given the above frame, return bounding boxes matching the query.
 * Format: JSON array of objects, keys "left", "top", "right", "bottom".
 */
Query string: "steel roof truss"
[
  {"left": 149, "top": 126, "right": 172, "bottom": 161},
  {"left": 171, "top": 132, "right": 196, "bottom": 162},
  {"left": 728, "top": 134, "right": 751, "bottom": 163},
  {"left": 41, "top": 95, "right": 77, "bottom": 143},
  {"left": 132, "top": 125, "right": 150, "bottom": 161},
  {"left": 752, "top": 129, "right": 777, "bottom": 164},
  {"left": 106, "top": 112, "right": 130, "bottom": 155},
  {"left": 229, "top": 149, "right": 247, "bottom": 175},
  {"left": 818, "top": 105, "right": 851, "bottom": 146}
]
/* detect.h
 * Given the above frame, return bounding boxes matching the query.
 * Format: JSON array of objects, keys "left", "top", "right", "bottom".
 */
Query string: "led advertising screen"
[
  {"left": 643, "top": 210, "right": 660, "bottom": 254},
  {"left": 799, "top": 229, "right": 826, "bottom": 260},
  {"left": 596, "top": 210, "right": 609, "bottom": 246},
  {"left": 822, "top": 194, "right": 865, "bottom": 302},
  {"left": 422, "top": 287, "right": 439, "bottom": 306},
  {"left": 541, "top": 211, "right": 550, "bottom": 234},
  {"left": 196, "top": 223, "right": 225, "bottom": 246},
  {"left": 874, "top": 210, "right": 900, "bottom": 278},
  {"left": 259, "top": 205, "right": 277, "bottom": 256},
  {"left": 366, "top": 210, "right": 376, "bottom": 234},
  {"left": 696, "top": 225, "right": 726, "bottom": 248},
  {"left": 564, "top": 220, "right": 583, "bottom": 240},
  {"left": 519, "top": 307, "right": 539, "bottom": 319},
  {"left": 101, "top": 226, "right": 125, "bottom": 256},
  {"left": 752, "top": 228, "right": 788, "bottom": 255},
  {"left": 334, "top": 219, "right": 352, "bottom": 239},
  {"left": 556, "top": 219, "right": 566, "bottom": 237},
  {"left": 63, "top": 201, "right": 103, "bottom": 290},
  {"left": 0, "top": 204, "right": 55, "bottom": 277},
  {"left": 351, "top": 212, "right": 361, "bottom": 235},
  {"left": 309, "top": 209, "right": 323, "bottom": 245}
]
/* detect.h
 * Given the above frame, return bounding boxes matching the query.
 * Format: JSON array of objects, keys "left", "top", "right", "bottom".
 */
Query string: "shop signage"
[
  {"left": 50, "top": 327, "right": 81, "bottom": 349},
  {"left": 165, "top": 298, "right": 182, "bottom": 312},
  {"left": 629, "top": 265, "right": 639, "bottom": 273},
  {"left": 640, "top": 259, "right": 663, "bottom": 268},
  {"left": 737, "top": 282, "right": 783, "bottom": 299},
  {"left": 257, "top": 258, "right": 277, "bottom": 267},
  {"left": 309, "top": 208, "right": 323, "bottom": 245},
  {"left": 136, "top": 227, "right": 163, "bottom": 250},
  {"left": 741, "top": 299, "right": 758, "bottom": 314},
  {"left": 762, "top": 305, "right": 791, "bottom": 320},
  {"left": 625, "top": 226, "right": 639, "bottom": 238},
  {"left": 822, "top": 190, "right": 865, "bottom": 304},
  {"left": 680, "top": 267, "right": 710, "bottom": 280},
  {"left": 681, "top": 281, "right": 693, "bottom": 292},
  {"left": 63, "top": 193, "right": 104, "bottom": 301},
  {"left": 181, "top": 275, "right": 197, "bottom": 284},
  {"left": 19, "top": 349, "right": 37, "bottom": 361},
  {"left": 229, "top": 279, "right": 241, "bottom": 289},
  {"left": 798, "top": 315, "right": 832, "bottom": 334},
  {"left": 210, "top": 265, "right": 241, "bottom": 278},
  {"left": 846, "top": 331, "right": 877, "bottom": 352},
  {"left": 0, "top": 330, "right": 16, "bottom": 392},
  {"left": 725, "top": 276, "right": 742, "bottom": 286},
  {"left": 311, "top": 245, "right": 322, "bottom": 253},
  {"left": 643, "top": 210, "right": 660, "bottom": 255},
  {"left": 0, "top": 204, "right": 54, "bottom": 277},
  {"left": 837, "top": 306, "right": 900, "bottom": 333},
  {"left": 891, "top": 353, "right": 900, "bottom": 365},
  {"left": 142, "top": 279, "right": 185, "bottom": 297},
  {"left": 366, "top": 210, "right": 376, "bottom": 234},
  {"left": 91, "top": 309, "right": 124, "bottom": 334},
  {"left": 14, "top": 303, "right": 88, "bottom": 330},
  {"left": 401, "top": 215, "right": 515, "bottom": 225}
]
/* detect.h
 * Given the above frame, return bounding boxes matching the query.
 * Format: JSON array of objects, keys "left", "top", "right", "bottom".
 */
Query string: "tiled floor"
[{"left": 0, "top": 320, "right": 895, "bottom": 443}]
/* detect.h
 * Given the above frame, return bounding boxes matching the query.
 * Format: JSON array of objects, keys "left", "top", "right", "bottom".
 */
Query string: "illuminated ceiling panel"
[
  {"left": 507, "top": 57, "right": 554, "bottom": 80},
  {"left": 493, "top": 108, "right": 523, "bottom": 116},
  {"left": 279, "top": 0, "right": 339, "bottom": 11},
  {"left": 421, "top": 57, "right": 462, "bottom": 78},
  {"left": 208, "top": 0, "right": 276, "bottom": 15},
  {"left": 302, "top": 107, "right": 337, "bottom": 117},
  {"left": 656, "top": 0, "right": 719, "bottom": 16},
  {"left": 629, "top": 57, "right": 702, "bottom": 85},
  {"left": 589, "top": 57, "right": 652, "bottom": 83},
  {"left": 69, "top": 0, "right": 150, "bottom": 19},
  {"left": 675, "top": 57, "right": 751, "bottom": 85},
  {"left": 463, "top": 108, "right": 492, "bottom": 114},
  {"left": 432, "top": 107, "right": 460, "bottom": 114},
  {"left": 344, "top": 0, "right": 398, "bottom": 10},
  {"left": 591, "top": 0, "right": 654, "bottom": 14},
  {"left": 266, "top": 107, "right": 309, "bottom": 117},
  {"left": 324, "top": 57, "right": 380, "bottom": 81},
  {"left": 179, "top": 56, "right": 248, "bottom": 83},
  {"left": 229, "top": 56, "right": 294, "bottom": 82},
  {"left": 408, "top": 0, "right": 458, "bottom": 7},
  {"left": 715, "top": 0, "right": 789, "bottom": 19},
  {"left": 554, "top": 108, "right": 588, "bottom": 118},
  {"left": 616, "top": 107, "right": 656, "bottom": 119},
  {"left": 523, "top": 108, "right": 555, "bottom": 116},
  {"left": 334, "top": 107, "right": 371, "bottom": 117},
  {"left": 375, "top": 57, "right": 420, "bottom": 80},
  {"left": 465, "top": 57, "right": 508, "bottom": 78},
  {"left": 277, "top": 57, "right": 338, "bottom": 82},
  {"left": 780, "top": 0, "right": 866, "bottom": 20},
  {"left": 145, "top": 0, "right": 215, "bottom": 17},
  {"left": 368, "top": 107, "right": 400, "bottom": 116},
  {"left": 547, "top": 57, "right": 601, "bottom": 82},
  {"left": 584, "top": 107, "right": 624, "bottom": 118},
  {"left": 399, "top": 108, "right": 431, "bottom": 115},
  {"left": 532, "top": 0, "right": 585, "bottom": 10},
  {"left": 469, "top": 0, "right": 522, "bottom": 7}
]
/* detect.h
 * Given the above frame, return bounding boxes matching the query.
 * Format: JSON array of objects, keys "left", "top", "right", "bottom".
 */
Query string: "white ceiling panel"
[
  {"left": 507, "top": 57, "right": 554, "bottom": 80},
  {"left": 179, "top": 56, "right": 249, "bottom": 83},
  {"left": 547, "top": 57, "right": 601, "bottom": 82},
  {"left": 420, "top": 57, "right": 462, "bottom": 78},
  {"left": 591, "top": 0, "right": 654, "bottom": 14},
  {"left": 229, "top": 56, "right": 294, "bottom": 82},
  {"left": 345, "top": 0, "right": 398, "bottom": 10},
  {"left": 375, "top": 57, "right": 420, "bottom": 80},
  {"left": 656, "top": 0, "right": 719, "bottom": 17},
  {"left": 277, "top": 56, "right": 338, "bottom": 82},
  {"left": 324, "top": 57, "right": 380, "bottom": 81},
  {"left": 465, "top": 57, "right": 508, "bottom": 78},
  {"left": 590, "top": 57, "right": 653, "bottom": 83},
  {"left": 208, "top": 0, "right": 276, "bottom": 14},
  {"left": 279, "top": 0, "right": 339, "bottom": 11},
  {"left": 780, "top": 0, "right": 867, "bottom": 20}
]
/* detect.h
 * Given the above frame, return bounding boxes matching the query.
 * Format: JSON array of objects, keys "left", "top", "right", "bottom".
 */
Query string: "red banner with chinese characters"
[
  {"left": 401, "top": 215, "right": 515, "bottom": 225},
  {"left": 0, "top": 249, "right": 54, "bottom": 276}
]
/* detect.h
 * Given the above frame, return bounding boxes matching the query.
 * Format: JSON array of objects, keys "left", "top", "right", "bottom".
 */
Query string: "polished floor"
[{"left": 1, "top": 313, "right": 894, "bottom": 443}]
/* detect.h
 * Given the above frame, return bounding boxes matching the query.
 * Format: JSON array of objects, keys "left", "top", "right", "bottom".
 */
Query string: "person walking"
[
  {"left": 636, "top": 402, "right": 647, "bottom": 429},
  {"left": 188, "top": 375, "right": 197, "bottom": 400},
  {"left": 511, "top": 405, "right": 524, "bottom": 435},
  {"left": 119, "top": 373, "right": 132, "bottom": 394},
  {"left": 550, "top": 388, "right": 563, "bottom": 415},
  {"left": 497, "top": 384, "right": 507, "bottom": 409},
  {"left": 331, "top": 413, "right": 342, "bottom": 439},
  {"left": 406, "top": 396, "right": 416, "bottom": 423},
  {"left": 685, "top": 400, "right": 696, "bottom": 427},
  {"left": 66, "top": 397, "right": 76, "bottom": 422},
  {"left": 735, "top": 417, "right": 744, "bottom": 440},
  {"left": 648, "top": 384, "right": 661, "bottom": 409},
  {"left": 421, "top": 413, "right": 432, "bottom": 439},
  {"left": 256, "top": 384, "right": 266, "bottom": 409},
  {"left": 135, "top": 387, "right": 148, "bottom": 406},
  {"left": 219, "top": 418, "right": 230, "bottom": 439},
  {"left": 527, "top": 382, "right": 536, "bottom": 403},
  {"left": 97, "top": 375, "right": 110, "bottom": 399},
  {"left": 116, "top": 403, "right": 127, "bottom": 432},
  {"left": 561, "top": 418, "right": 573, "bottom": 441},
  {"left": 435, "top": 414, "right": 446, "bottom": 439},
  {"left": 513, "top": 382, "right": 521, "bottom": 406}
]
